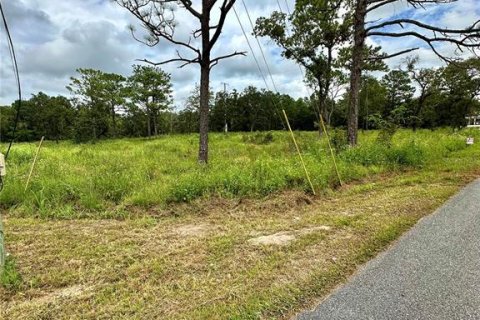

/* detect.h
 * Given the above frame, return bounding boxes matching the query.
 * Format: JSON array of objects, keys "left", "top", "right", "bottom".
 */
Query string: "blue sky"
[{"left": 0, "top": 0, "right": 478, "bottom": 106}]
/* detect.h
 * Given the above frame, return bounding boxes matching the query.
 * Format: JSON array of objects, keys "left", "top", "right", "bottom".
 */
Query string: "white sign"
[{"left": 467, "top": 137, "right": 475, "bottom": 145}]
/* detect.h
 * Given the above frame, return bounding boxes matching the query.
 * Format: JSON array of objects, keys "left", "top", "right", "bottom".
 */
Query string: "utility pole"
[{"left": 221, "top": 82, "right": 228, "bottom": 133}]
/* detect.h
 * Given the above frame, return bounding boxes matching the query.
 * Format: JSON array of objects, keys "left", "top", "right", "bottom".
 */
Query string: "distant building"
[{"left": 466, "top": 115, "right": 480, "bottom": 128}]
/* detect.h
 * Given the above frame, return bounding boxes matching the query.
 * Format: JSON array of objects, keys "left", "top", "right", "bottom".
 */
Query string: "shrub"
[
  {"left": 376, "top": 123, "right": 397, "bottom": 148},
  {"left": 330, "top": 128, "right": 348, "bottom": 153},
  {"left": 386, "top": 142, "right": 426, "bottom": 168},
  {"left": 242, "top": 132, "right": 274, "bottom": 145}
]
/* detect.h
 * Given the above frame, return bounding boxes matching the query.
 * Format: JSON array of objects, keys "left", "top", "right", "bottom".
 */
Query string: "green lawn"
[{"left": 1, "top": 129, "right": 480, "bottom": 319}]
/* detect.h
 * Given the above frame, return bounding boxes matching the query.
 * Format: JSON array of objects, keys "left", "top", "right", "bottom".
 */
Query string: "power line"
[
  {"left": 275, "top": 0, "right": 284, "bottom": 14},
  {"left": 232, "top": 6, "right": 271, "bottom": 92},
  {"left": 284, "top": 0, "right": 292, "bottom": 15},
  {"left": 0, "top": 0, "right": 22, "bottom": 162},
  {"left": 232, "top": 5, "right": 285, "bottom": 128},
  {"left": 271, "top": 1, "right": 318, "bottom": 118},
  {"left": 241, "top": 0, "right": 279, "bottom": 93}
]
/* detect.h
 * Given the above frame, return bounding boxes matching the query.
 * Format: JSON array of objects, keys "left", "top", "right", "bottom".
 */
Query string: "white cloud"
[{"left": 0, "top": 0, "right": 478, "bottom": 106}]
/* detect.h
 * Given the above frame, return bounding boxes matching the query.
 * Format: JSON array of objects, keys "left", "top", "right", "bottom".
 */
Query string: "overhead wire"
[
  {"left": 232, "top": 4, "right": 285, "bottom": 129},
  {"left": 272, "top": 0, "right": 320, "bottom": 122},
  {"left": 0, "top": 0, "right": 23, "bottom": 192},
  {"left": 232, "top": 6, "right": 271, "bottom": 92},
  {"left": 241, "top": 0, "right": 279, "bottom": 93},
  {"left": 0, "top": 0, "right": 21, "bottom": 162}
]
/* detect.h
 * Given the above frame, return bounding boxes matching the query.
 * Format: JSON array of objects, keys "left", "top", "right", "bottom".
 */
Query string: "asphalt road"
[{"left": 297, "top": 179, "right": 480, "bottom": 320}]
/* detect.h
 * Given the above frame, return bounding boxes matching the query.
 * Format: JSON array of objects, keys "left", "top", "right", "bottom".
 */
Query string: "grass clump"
[
  {"left": 242, "top": 131, "right": 275, "bottom": 145},
  {"left": 0, "top": 129, "right": 475, "bottom": 218},
  {"left": 1, "top": 255, "right": 22, "bottom": 291},
  {"left": 2, "top": 128, "right": 480, "bottom": 319}
]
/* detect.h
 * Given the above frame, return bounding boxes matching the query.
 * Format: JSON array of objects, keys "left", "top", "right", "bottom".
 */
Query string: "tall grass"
[{"left": 0, "top": 129, "right": 477, "bottom": 218}]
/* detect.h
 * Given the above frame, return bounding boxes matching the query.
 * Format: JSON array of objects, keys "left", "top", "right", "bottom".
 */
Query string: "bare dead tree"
[
  {"left": 347, "top": 0, "right": 480, "bottom": 145},
  {"left": 115, "top": 0, "right": 245, "bottom": 164}
]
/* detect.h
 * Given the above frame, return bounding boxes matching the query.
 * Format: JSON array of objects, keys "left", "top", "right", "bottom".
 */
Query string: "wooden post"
[
  {"left": 319, "top": 115, "right": 343, "bottom": 186},
  {"left": 24, "top": 136, "right": 44, "bottom": 193},
  {"left": 282, "top": 110, "right": 316, "bottom": 195}
]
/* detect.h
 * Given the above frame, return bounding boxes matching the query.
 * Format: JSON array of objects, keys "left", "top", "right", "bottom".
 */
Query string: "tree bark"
[
  {"left": 198, "top": 64, "right": 210, "bottom": 163},
  {"left": 111, "top": 103, "right": 117, "bottom": 137},
  {"left": 198, "top": 5, "right": 211, "bottom": 164},
  {"left": 147, "top": 112, "right": 152, "bottom": 137},
  {"left": 347, "top": 0, "right": 367, "bottom": 146}
]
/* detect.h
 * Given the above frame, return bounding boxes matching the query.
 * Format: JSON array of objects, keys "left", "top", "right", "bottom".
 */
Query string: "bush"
[
  {"left": 242, "top": 132, "right": 274, "bottom": 145},
  {"left": 376, "top": 123, "right": 397, "bottom": 148},
  {"left": 330, "top": 128, "right": 348, "bottom": 153},
  {"left": 386, "top": 142, "right": 426, "bottom": 167}
]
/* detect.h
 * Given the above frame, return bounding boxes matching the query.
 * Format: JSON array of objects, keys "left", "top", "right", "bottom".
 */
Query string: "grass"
[
  {"left": 0, "top": 256, "right": 22, "bottom": 291},
  {"left": 0, "top": 129, "right": 477, "bottom": 217},
  {"left": 1, "top": 128, "right": 480, "bottom": 319}
]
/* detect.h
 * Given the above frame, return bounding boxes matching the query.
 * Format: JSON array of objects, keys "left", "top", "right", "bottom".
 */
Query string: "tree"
[
  {"left": 99, "top": 73, "right": 127, "bottom": 137},
  {"left": 346, "top": 0, "right": 480, "bottom": 145},
  {"left": 255, "top": 0, "right": 350, "bottom": 127},
  {"left": 27, "top": 93, "right": 74, "bottom": 142},
  {"left": 358, "top": 75, "right": 387, "bottom": 129},
  {"left": 436, "top": 57, "right": 480, "bottom": 127},
  {"left": 128, "top": 65, "right": 173, "bottom": 137},
  {"left": 381, "top": 69, "right": 415, "bottom": 117},
  {"left": 115, "top": 0, "right": 245, "bottom": 164},
  {"left": 67, "top": 68, "right": 126, "bottom": 139},
  {"left": 405, "top": 56, "right": 441, "bottom": 130}
]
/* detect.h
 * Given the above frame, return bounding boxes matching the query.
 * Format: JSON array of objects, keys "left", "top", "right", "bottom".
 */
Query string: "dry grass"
[{"left": 1, "top": 166, "right": 477, "bottom": 319}]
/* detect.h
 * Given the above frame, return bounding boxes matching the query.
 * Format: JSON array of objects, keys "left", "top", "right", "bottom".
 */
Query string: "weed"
[
  {"left": 1, "top": 255, "right": 22, "bottom": 291},
  {"left": 0, "top": 129, "right": 475, "bottom": 218}
]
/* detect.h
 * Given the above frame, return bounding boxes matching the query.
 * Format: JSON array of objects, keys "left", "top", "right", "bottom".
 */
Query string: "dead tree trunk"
[
  {"left": 347, "top": 0, "right": 367, "bottom": 146},
  {"left": 199, "top": 64, "right": 210, "bottom": 163},
  {"left": 116, "top": 0, "right": 244, "bottom": 164}
]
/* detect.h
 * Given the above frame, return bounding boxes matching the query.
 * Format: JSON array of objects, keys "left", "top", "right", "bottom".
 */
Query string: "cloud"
[{"left": 0, "top": 0, "right": 478, "bottom": 106}]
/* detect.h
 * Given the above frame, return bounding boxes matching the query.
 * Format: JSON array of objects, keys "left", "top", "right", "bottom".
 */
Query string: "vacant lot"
[{"left": 1, "top": 129, "right": 480, "bottom": 319}]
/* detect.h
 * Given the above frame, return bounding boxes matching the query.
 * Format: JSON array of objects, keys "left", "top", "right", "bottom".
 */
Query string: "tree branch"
[
  {"left": 115, "top": 0, "right": 202, "bottom": 58},
  {"left": 177, "top": 0, "right": 202, "bottom": 19},
  {"left": 209, "top": 0, "right": 236, "bottom": 50},
  {"left": 367, "top": 30, "right": 478, "bottom": 62},
  {"left": 366, "top": 18, "right": 480, "bottom": 33},
  {"left": 209, "top": 51, "right": 246, "bottom": 69},
  {"left": 137, "top": 50, "right": 200, "bottom": 68},
  {"left": 369, "top": 47, "right": 420, "bottom": 60}
]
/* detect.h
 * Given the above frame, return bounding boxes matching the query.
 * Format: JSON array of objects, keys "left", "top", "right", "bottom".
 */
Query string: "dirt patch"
[
  {"left": 298, "top": 226, "right": 332, "bottom": 235},
  {"left": 9, "top": 285, "right": 94, "bottom": 309},
  {"left": 174, "top": 223, "right": 211, "bottom": 237},
  {"left": 248, "top": 226, "right": 332, "bottom": 246},
  {"left": 248, "top": 232, "right": 296, "bottom": 246}
]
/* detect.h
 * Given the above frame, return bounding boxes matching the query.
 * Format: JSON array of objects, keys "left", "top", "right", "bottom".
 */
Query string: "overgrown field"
[
  {"left": 1, "top": 129, "right": 477, "bottom": 218},
  {"left": 2, "top": 129, "right": 480, "bottom": 319}
]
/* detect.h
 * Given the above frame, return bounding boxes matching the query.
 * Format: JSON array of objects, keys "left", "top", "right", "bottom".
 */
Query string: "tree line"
[
  {"left": 109, "top": 0, "right": 480, "bottom": 163},
  {"left": 0, "top": 56, "right": 478, "bottom": 143}
]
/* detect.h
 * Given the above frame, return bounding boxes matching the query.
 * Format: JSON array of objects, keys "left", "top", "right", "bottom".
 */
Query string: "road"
[{"left": 297, "top": 179, "right": 480, "bottom": 320}]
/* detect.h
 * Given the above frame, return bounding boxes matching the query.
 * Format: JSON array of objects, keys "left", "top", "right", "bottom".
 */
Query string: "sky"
[{"left": 0, "top": 0, "right": 479, "bottom": 107}]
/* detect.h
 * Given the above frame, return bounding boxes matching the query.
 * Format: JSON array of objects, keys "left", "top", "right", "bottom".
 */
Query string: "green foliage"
[
  {"left": 127, "top": 65, "right": 173, "bottom": 137},
  {"left": 330, "top": 128, "right": 348, "bottom": 153},
  {"left": 0, "top": 218, "right": 4, "bottom": 269},
  {"left": 242, "top": 132, "right": 274, "bottom": 145},
  {"left": 1, "top": 256, "right": 22, "bottom": 291},
  {"left": 255, "top": 0, "right": 351, "bottom": 121},
  {"left": 376, "top": 123, "right": 397, "bottom": 148},
  {"left": 0, "top": 130, "right": 473, "bottom": 218}
]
